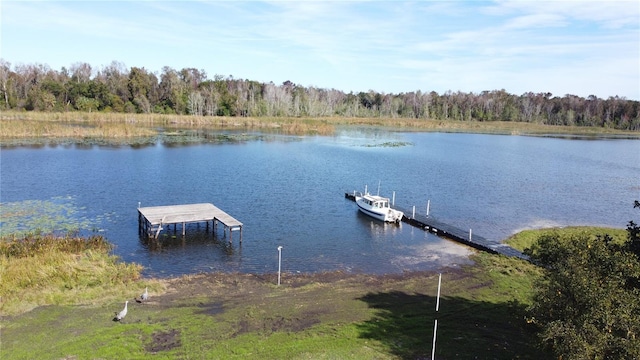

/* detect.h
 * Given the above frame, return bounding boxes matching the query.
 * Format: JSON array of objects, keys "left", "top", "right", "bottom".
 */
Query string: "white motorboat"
[{"left": 355, "top": 191, "right": 404, "bottom": 223}]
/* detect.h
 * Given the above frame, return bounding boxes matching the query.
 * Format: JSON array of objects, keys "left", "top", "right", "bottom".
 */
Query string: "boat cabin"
[{"left": 363, "top": 196, "right": 390, "bottom": 209}]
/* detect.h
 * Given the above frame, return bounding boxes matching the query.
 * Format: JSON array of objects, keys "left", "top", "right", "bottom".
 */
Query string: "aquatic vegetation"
[
  {"left": 0, "top": 196, "right": 96, "bottom": 237},
  {"left": 362, "top": 141, "right": 413, "bottom": 148}
]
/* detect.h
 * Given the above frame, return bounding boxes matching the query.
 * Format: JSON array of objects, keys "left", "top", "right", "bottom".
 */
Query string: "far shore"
[{"left": 1, "top": 111, "right": 638, "bottom": 147}]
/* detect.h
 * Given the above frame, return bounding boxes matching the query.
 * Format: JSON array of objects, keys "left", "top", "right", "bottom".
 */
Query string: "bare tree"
[
  {"left": 70, "top": 62, "right": 92, "bottom": 83},
  {"left": 187, "top": 91, "right": 204, "bottom": 116},
  {"left": 0, "top": 59, "right": 10, "bottom": 108}
]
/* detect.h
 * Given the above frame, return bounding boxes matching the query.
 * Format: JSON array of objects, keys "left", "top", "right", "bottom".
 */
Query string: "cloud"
[
  {"left": 2, "top": 0, "right": 638, "bottom": 99},
  {"left": 484, "top": 0, "right": 640, "bottom": 28}
]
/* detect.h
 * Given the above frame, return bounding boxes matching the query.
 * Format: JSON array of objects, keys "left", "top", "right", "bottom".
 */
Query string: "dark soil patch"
[
  {"left": 145, "top": 329, "right": 181, "bottom": 353},
  {"left": 196, "top": 301, "right": 224, "bottom": 315}
]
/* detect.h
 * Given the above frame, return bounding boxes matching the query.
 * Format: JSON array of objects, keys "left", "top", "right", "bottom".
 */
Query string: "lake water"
[{"left": 1, "top": 130, "right": 639, "bottom": 277}]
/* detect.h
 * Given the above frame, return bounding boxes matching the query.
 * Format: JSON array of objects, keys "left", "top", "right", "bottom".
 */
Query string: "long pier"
[
  {"left": 138, "top": 203, "right": 243, "bottom": 242},
  {"left": 345, "top": 192, "right": 526, "bottom": 259}
]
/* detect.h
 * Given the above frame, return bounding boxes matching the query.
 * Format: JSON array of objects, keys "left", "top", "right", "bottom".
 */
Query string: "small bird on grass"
[{"left": 113, "top": 300, "right": 128, "bottom": 322}]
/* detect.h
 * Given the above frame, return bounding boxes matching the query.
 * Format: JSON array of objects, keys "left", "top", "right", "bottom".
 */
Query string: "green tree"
[
  {"left": 127, "top": 67, "right": 156, "bottom": 113},
  {"left": 75, "top": 96, "right": 99, "bottom": 112},
  {"left": 526, "top": 203, "right": 640, "bottom": 359}
]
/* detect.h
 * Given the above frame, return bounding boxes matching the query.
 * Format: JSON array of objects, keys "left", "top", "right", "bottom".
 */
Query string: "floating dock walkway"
[
  {"left": 345, "top": 192, "right": 526, "bottom": 260},
  {"left": 138, "top": 203, "right": 243, "bottom": 242}
]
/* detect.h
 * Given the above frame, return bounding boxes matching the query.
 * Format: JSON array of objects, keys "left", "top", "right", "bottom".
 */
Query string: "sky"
[{"left": 1, "top": 0, "right": 639, "bottom": 100}]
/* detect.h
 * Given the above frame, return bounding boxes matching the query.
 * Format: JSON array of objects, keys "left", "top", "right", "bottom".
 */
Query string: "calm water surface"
[{"left": 1, "top": 131, "right": 639, "bottom": 277}]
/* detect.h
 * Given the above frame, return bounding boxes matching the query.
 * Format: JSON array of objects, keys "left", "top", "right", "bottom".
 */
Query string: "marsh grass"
[
  {"left": 0, "top": 111, "right": 337, "bottom": 138},
  {"left": 504, "top": 226, "right": 628, "bottom": 252},
  {"left": 2, "top": 111, "right": 637, "bottom": 144},
  {"left": 0, "top": 233, "right": 152, "bottom": 315}
]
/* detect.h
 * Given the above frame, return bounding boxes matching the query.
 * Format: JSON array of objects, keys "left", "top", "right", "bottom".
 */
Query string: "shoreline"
[{"left": 2, "top": 111, "right": 639, "bottom": 147}]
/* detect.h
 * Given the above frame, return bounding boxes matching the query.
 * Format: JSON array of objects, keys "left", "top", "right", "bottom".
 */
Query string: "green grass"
[
  {"left": 4, "top": 226, "right": 629, "bottom": 358},
  {"left": 505, "top": 226, "right": 628, "bottom": 252},
  {"left": 1, "top": 253, "right": 548, "bottom": 359}
]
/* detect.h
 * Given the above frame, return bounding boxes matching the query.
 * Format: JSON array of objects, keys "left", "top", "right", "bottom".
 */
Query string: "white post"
[
  {"left": 392, "top": 191, "right": 396, "bottom": 206},
  {"left": 432, "top": 273, "right": 442, "bottom": 360},
  {"left": 138, "top": 201, "right": 141, "bottom": 209},
  {"left": 412, "top": 205, "right": 416, "bottom": 219},
  {"left": 431, "top": 319, "right": 438, "bottom": 360},
  {"left": 469, "top": 229, "right": 472, "bottom": 241},
  {"left": 436, "top": 273, "right": 441, "bottom": 311},
  {"left": 427, "top": 200, "right": 431, "bottom": 217},
  {"left": 277, "top": 246, "right": 283, "bottom": 286}
]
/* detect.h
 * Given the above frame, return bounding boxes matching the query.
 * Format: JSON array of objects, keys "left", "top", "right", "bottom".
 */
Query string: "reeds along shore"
[
  {"left": 1, "top": 111, "right": 638, "bottom": 139},
  {"left": 0, "top": 233, "right": 146, "bottom": 315}
]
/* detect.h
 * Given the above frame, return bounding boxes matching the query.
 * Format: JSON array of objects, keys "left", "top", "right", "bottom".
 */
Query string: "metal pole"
[
  {"left": 469, "top": 229, "right": 472, "bottom": 241},
  {"left": 432, "top": 273, "right": 442, "bottom": 360},
  {"left": 392, "top": 191, "right": 396, "bottom": 206},
  {"left": 436, "top": 273, "right": 441, "bottom": 311},
  {"left": 431, "top": 319, "right": 438, "bottom": 360},
  {"left": 277, "top": 246, "right": 283, "bottom": 286},
  {"left": 412, "top": 205, "right": 416, "bottom": 219},
  {"left": 427, "top": 200, "right": 431, "bottom": 217}
]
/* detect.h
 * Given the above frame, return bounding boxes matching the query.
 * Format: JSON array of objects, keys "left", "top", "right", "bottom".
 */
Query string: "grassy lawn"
[
  {"left": 505, "top": 226, "right": 629, "bottom": 252},
  {"left": 2, "top": 231, "right": 551, "bottom": 359}
]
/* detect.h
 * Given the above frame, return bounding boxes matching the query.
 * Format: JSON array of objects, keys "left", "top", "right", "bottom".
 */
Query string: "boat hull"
[{"left": 355, "top": 195, "right": 404, "bottom": 223}]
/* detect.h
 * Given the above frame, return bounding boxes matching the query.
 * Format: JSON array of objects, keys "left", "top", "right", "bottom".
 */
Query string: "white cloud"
[{"left": 2, "top": 0, "right": 638, "bottom": 99}]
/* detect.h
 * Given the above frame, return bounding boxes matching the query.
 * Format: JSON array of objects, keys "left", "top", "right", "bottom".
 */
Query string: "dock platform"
[
  {"left": 345, "top": 192, "right": 526, "bottom": 260},
  {"left": 138, "top": 203, "right": 243, "bottom": 242}
]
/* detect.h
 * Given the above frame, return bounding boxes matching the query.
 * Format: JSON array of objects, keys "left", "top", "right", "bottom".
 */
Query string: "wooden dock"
[
  {"left": 345, "top": 192, "right": 526, "bottom": 260},
  {"left": 138, "top": 203, "right": 243, "bottom": 242}
]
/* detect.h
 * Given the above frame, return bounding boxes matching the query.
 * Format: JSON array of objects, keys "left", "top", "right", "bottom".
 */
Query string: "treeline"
[{"left": 1, "top": 59, "right": 639, "bottom": 130}]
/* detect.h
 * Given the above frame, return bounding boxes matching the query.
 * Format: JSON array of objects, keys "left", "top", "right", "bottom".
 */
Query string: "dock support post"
[
  {"left": 182, "top": 222, "right": 186, "bottom": 236},
  {"left": 392, "top": 191, "right": 396, "bottom": 206},
  {"left": 277, "top": 246, "right": 283, "bottom": 286},
  {"left": 427, "top": 200, "right": 430, "bottom": 217},
  {"left": 469, "top": 229, "right": 472, "bottom": 241},
  {"left": 412, "top": 205, "right": 416, "bottom": 219}
]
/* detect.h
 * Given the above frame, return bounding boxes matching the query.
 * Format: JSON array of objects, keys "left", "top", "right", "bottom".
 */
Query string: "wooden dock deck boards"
[{"left": 138, "top": 203, "right": 242, "bottom": 241}]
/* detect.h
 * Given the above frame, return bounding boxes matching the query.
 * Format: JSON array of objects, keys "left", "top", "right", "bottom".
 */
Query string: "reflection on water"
[
  {"left": 140, "top": 229, "right": 236, "bottom": 256},
  {"left": 1, "top": 131, "right": 638, "bottom": 277}
]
